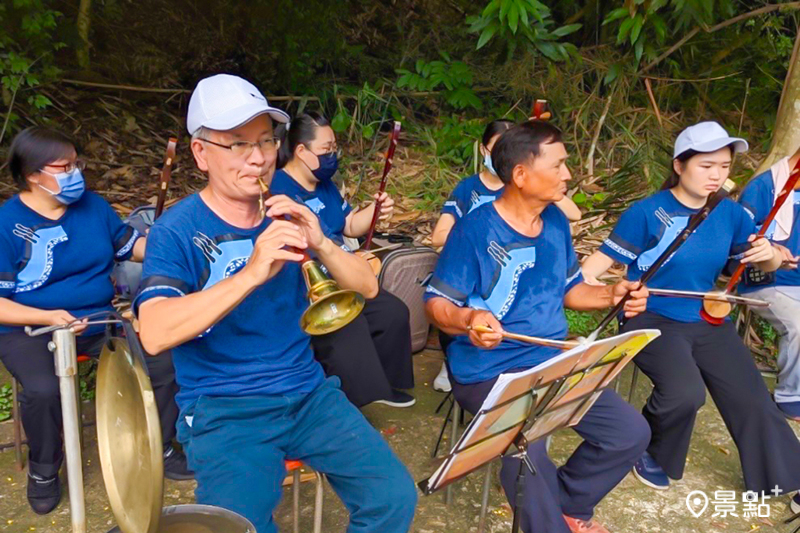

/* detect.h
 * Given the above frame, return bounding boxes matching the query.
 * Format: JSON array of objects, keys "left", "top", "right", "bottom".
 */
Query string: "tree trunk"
[
  {"left": 754, "top": 27, "right": 800, "bottom": 176},
  {"left": 76, "top": 0, "right": 93, "bottom": 70}
]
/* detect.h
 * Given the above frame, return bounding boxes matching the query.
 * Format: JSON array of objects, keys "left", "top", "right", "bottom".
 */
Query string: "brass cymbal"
[{"left": 97, "top": 338, "right": 164, "bottom": 533}]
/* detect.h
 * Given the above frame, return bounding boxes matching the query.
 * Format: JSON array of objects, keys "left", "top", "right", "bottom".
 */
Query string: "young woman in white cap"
[{"left": 582, "top": 121, "right": 800, "bottom": 510}]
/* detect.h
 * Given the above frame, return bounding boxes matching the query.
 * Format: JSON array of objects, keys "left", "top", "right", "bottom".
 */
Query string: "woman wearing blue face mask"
[
  {"left": 0, "top": 127, "right": 191, "bottom": 516},
  {"left": 270, "top": 112, "right": 416, "bottom": 410}
]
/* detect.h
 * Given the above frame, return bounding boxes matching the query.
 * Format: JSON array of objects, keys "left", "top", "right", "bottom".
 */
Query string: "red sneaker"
[{"left": 563, "top": 515, "right": 610, "bottom": 533}]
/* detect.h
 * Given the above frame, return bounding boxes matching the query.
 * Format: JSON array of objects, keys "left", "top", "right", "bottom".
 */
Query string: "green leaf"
[
  {"left": 331, "top": 111, "right": 351, "bottom": 133},
  {"left": 634, "top": 38, "right": 644, "bottom": 62},
  {"left": 617, "top": 16, "right": 635, "bottom": 45},
  {"left": 651, "top": 14, "right": 667, "bottom": 43},
  {"left": 508, "top": 2, "right": 519, "bottom": 33},
  {"left": 572, "top": 192, "right": 587, "bottom": 205},
  {"left": 604, "top": 63, "right": 622, "bottom": 85},
  {"left": 499, "top": 0, "right": 512, "bottom": 23},
  {"left": 552, "top": 23, "right": 582, "bottom": 37},
  {"left": 534, "top": 41, "right": 562, "bottom": 61},
  {"left": 630, "top": 14, "right": 644, "bottom": 44},
  {"left": 362, "top": 124, "right": 375, "bottom": 139},
  {"left": 476, "top": 22, "right": 499, "bottom": 49},
  {"left": 603, "top": 7, "right": 629, "bottom": 25},
  {"left": 32, "top": 94, "right": 51, "bottom": 109},
  {"left": 482, "top": 0, "right": 501, "bottom": 18},
  {"left": 518, "top": 3, "right": 529, "bottom": 28}
]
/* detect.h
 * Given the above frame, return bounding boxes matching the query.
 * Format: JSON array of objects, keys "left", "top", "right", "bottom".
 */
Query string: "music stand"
[{"left": 418, "top": 328, "right": 661, "bottom": 532}]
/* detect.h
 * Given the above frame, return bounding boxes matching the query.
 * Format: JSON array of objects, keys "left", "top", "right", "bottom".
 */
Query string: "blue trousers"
[
  {"left": 453, "top": 380, "right": 650, "bottom": 533},
  {"left": 176, "top": 377, "right": 417, "bottom": 533}
]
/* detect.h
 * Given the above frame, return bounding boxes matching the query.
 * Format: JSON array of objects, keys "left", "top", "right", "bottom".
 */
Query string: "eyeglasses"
[
  {"left": 307, "top": 145, "right": 342, "bottom": 158},
  {"left": 43, "top": 160, "right": 86, "bottom": 173},
  {"left": 200, "top": 137, "right": 280, "bottom": 158}
]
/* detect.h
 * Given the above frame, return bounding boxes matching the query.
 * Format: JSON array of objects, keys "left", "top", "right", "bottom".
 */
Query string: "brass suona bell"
[{"left": 258, "top": 178, "right": 365, "bottom": 335}]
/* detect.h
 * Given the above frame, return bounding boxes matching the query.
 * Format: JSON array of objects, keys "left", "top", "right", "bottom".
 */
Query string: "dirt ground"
[{"left": 1, "top": 346, "right": 799, "bottom": 533}]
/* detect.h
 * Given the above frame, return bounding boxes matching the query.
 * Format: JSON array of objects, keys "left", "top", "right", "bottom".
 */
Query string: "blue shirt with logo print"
[
  {"left": 0, "top": 191, "right": 140, "bottom": 335},
  {"left": 424, "top": 202, "right": 583, "bottom": 384},
  {"left": 441, "top": 174, "right": 504, "bottom": 220},
  {"left": 599, "top": 190, "right": 755, "bottom": 322},
  {"left": 133, "top": 193, "right": 324, "bottom": 410},
  {"left": 738, "top": 169, "right": 800, "bottom": 291},
  {"left": 269, "top": 169, "right": 352, "bottom": 244}
]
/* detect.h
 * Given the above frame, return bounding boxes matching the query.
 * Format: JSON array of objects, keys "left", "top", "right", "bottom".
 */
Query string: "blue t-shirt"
[
  {"left": 600, "top": 190, "right": 754, "bottom": 322},
  {"left": 133, "top": 194, "right": 325, "bottom": 410},
  {"left": 269, "top": 169, "right": 352, "bottom": 243},
  {"left": 739, "top": 169, "right": 800, "bottom": 291},
  {"left": 0, "top": 192, "right": 140, "bottom": 335},
  {"left": 441, "top": 174, "right": 504, "bottom": 220},
  {"left": 424, "top": 203, "right": 584, "bottom": 384}
]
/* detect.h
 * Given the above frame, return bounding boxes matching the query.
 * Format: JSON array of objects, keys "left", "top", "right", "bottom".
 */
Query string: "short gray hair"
[{"left": 192, "top": 126, "right": 211, "bottom": 141}]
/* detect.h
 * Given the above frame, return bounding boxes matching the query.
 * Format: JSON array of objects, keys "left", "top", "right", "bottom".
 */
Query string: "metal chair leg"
[
  {"left": 628, "top": 366, "right": 639, "bottom": 404},
  {"left": 445, "top": 401, "right": 460, "bottom": 507},
  {"left": 12, "top": 377, "right": 23, "bottom": 471},
  {"left": 478, "top": 461, "right": 492, "bottom": 533},
  {"left": 292, "top": 468, "right": 301, "bottom": 533},
  {"left": 313, "top": 472, "right": 324, "bottom": 533},
  {"left": 433, "top": 395, "right": 454, "bottom": 457}
]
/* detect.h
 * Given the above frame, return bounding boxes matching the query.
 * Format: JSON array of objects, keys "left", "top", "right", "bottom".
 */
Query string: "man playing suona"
[{"left": 134, "top": 74, "right": 417, "bottom": 533}]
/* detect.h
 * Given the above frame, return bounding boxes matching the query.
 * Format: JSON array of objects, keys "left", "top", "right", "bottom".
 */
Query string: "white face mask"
[{"left": 483, "top": 153, "right": 496, "bottom": 176}]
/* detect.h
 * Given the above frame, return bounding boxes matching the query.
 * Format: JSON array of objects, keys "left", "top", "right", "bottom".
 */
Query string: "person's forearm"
[
  {"left": 0, "top": 298, "right": 55, "bottom": 326},
  {"left": 430, "top": 215, "right": 456, "bottom": 249},
  {"left": 315, "top": 237, "right": 379, "bottom": 297},
  {"left": 425, "top": 298, "right": 475, "bottom": 335},
  {"left": 555, "top": 197, "right": 581, "bottom": 222},
  {"left": 344, "top": 206, "right": 377, "bottom": 238},
  {"left": 138, "top": 271, "right": 257, "bottom": 354},
  {"left": 581, "top": 251, "right": 615, "bottom": 281},
  {"left": 131, "top": 237, "right": 146, "bottom": 262},
  {"left": 564, "top": 283, "right": 615, "bottom": 311}
]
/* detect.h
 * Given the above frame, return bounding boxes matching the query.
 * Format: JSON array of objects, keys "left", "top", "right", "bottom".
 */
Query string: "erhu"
[
  {"left": 259, "top": 178, "right": 365, "bottom": 335},
  {"left": 357, "top": 121, "right": 402, "bottom": 275},
  {"left": 701, "top": 156, "right": 800, "bottom": 324},
  {"left": 588, "top": 178, "right": 738, "bottom": 342},
  {"left": 155, "top": 137, "right": 177, "bottom": 219}
]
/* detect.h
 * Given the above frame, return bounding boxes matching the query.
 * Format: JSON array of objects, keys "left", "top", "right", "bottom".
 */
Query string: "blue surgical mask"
[
  {"left": 39, "top": 168, "right": 86, "bottom": 205},
  {"left": 483, "top": 153, "right": 496, "bottom": 176},
  {"left": 312, "top": 152, "right": 339, "bottom": 182}
]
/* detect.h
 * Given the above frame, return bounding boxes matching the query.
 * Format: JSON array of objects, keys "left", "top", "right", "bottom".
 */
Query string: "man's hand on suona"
[{"left": 241, "top": 219, "right": 306, "bottom": 286}]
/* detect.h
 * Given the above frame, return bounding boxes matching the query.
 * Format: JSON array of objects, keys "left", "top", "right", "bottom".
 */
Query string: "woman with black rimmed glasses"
[
  {"left": 0, "top": 126, "right": 191, "bottom": 516},
  {"left": 269, "top": 112, "right": 416, "bottom": 410}
]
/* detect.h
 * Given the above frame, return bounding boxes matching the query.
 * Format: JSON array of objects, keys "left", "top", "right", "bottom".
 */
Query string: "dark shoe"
[
  {"left": 777, "top": 401, "right": 800, "bottom": 422},
  {"left": 163, "top": 445, "right": 194, "bottom": 481},
  {"left": 373, "top": 390, "right": 416, "bottom": 408},
  {"left": 27, "top": 473, "right": 61, "bottom": 515},
  {"left": 632, "top": 451, "right": 669, "bottom": 490}
]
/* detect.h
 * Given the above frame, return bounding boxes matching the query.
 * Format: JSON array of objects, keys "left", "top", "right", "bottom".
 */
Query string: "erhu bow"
[
  {"left": 155, "top": 138, "right": 177, "bottom": 219},
  {"left": 587, "top": 179, "right": 738, "bottom": 342},
  {"left": 701, "top": 156, "right": 800, "bottom": 324},
  {"left": 258, "top": 178, "right": 365, "bottom": 335}
]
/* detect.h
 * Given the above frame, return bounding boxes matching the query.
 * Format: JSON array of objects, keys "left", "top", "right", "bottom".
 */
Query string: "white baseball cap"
[
  {"left": 187, "top": 74, "right": 290, "bottom": 135},
  {"left": 674, "top": 121, "right": 748, "bottom": 159}
]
